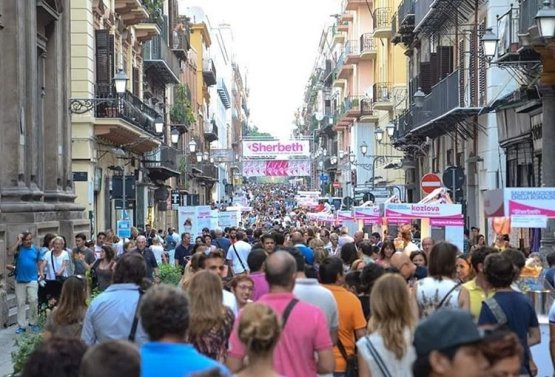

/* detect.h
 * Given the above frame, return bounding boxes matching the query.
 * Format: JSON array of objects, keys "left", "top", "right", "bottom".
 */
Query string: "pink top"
[
  {"left": 249, "top": 272, "right": 269, "bottom": 301},
  {"left": 228, "top": 292, "right": 333, "bottom": 377}
]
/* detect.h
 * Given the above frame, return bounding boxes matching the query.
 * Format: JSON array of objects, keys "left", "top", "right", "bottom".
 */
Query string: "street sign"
[
  {"left": 117, "top": 220, "right": 131, "bottom": 239},
  {"left": 421, "top": 173, "right": 443, "bottom": 194},
  {"left": 333, "top": 181, "right": 340, "bottom": 189},
  {"left": 171, "top": 190, "right": 181, "bottom": 210},
  {"left": 442, "top": 166, "right": 465, "bottom": 190},
  {"left": 320, "top": 173, "right": 329, "bottom": 183}
]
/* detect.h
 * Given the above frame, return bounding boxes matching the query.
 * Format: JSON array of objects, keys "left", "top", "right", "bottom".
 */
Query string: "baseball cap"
[{"left": 413, "top": 309, "right": 484, "bottom": 356}]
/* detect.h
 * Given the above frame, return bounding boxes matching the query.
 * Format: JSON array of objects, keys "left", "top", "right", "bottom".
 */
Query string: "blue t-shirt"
[
  {"left": 15, "top": 245, "right": 41, "bottom": 283},
  {"left": 212, "top": 237, "right": 231, "bottom": 254},
  {"left": 141, "top": 342, "right": 230, "bottom": 377},
  {"left": 545, "top": 267, "right": 555, "bottom": 289},
  {"left": 295, "top": 244, "right": 315, "bottom": 265},
  {"left": 478, "top": 291, "right": 539, "bottom": 373}
]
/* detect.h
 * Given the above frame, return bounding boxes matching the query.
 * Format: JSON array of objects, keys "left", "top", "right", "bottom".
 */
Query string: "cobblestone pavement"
[{"left": 0, "top": 325, "right": 17, "bottom": 377}]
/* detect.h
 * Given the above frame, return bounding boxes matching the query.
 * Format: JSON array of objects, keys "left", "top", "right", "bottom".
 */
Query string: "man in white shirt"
[{"left": 226, "top": 231, "right": 251, "bottom": 275}]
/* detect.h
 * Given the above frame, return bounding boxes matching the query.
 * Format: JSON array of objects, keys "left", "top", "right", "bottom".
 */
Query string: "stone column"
[{"left": 540, "top": 85, "right": 555, "bottom": 257}]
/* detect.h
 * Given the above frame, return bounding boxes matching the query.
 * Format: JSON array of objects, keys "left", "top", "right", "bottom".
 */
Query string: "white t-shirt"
[
  {"left": 44, "top": 250, "right": 70, "bottom": 280},
  {"left": 223, "top": 289, "right": 238, "bottom": 316},
  {"left": 226, "top": 240, "right": 251, "bottom": 274},
  {"left": 151, "top": 245, "right": 165, "bottom": 264},
  {"left": 293, "top": 278, "right": 339, "bottom": 331},
  {"left": 416, "top": 277, "right": 460, "bottom": 319},
  {"left": 357, "top": 330, "right": 416, "bottom": 377}
]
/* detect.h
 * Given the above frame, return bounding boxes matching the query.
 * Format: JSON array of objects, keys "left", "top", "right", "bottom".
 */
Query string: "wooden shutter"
[
  {"left": 469, "top": 30, "right": 477, "bottom": 106},
  {"left": 132, "top": 67, "right": 140, "bottom": 96},
  {"left": 429, "top": 52, "right": 440, "bottom": 87},
  {"left": 478, "top": 21, "right": 487, "bottom": 106},
  {"left": 420, "top": 62, "right": 432, "bottom": 94},
  {"left": 459, "top": 39, "right": 465, "bottom": 106},
  {"left": 438, "top": 46, "right": 453, "bottom": 79},
  {"left": 95, "top": 29, "right": 114, "bottom": 95}
]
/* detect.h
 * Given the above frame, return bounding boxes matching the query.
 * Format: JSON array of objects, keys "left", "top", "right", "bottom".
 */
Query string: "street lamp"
[
  {"left": 339, "top": 150, "right": 345, "bottom": 159},
  {"left": 196, "top": 153, "right": 203, "bottom": 163},
  {"left": 330, "top": 155, "right": 338, "bottom": 164},
  {"left": 413, "top": 87, "right": 426, "bottom": 108},
  {"left": 349, "top": 153, "right": 356, "bottom": 164},
  {"left": 188, "top": 139, "right": 197, "bottom": 153},
  {"left": 170, "top": 128, "right": 179, "bottom": 144},
  {"left": 113, "top": 69, "right": 129, "bottom": 95},
  {"left": 203, "top": 151, "right": 209, "bottom": 161},
  {"left": 386, "top": 122, "right": 396, "bottom": 138},
  {"left": 154, "top": 115, "right": 164, "bottom": 134},
  {"left": 375, "top": 127, "right": 384, "bottom": 143},
  {"left": 480, "top": 28, "right": 499, "bottom": 60},
  {"left": 360, "top": 141, "right": 368, "bottom": 156},
  {"left": 536, "top": 0, "right": 555, "bottom": 38}
]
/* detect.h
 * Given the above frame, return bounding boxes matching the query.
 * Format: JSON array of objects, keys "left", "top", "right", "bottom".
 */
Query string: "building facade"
[{"left": 0, "top": 1, "right": 89, "bottom": 266}]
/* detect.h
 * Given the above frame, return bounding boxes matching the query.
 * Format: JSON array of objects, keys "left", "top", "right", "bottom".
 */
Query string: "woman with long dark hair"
[{"left": 91, "top": 245, "right": 116, "bottom": 292}]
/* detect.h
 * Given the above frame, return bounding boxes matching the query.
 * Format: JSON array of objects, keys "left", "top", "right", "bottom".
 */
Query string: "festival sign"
[
  {"left": 505, "top": 188, "right": 555, "bottom": 218},
  {"left": 242, "top": 140, "right": 310, "bottom": 157},
  {"left": 242, "top": 159, "right": 311, "bottom": 177},
  {"left": 353, "top": 206, "right": 381, "bottom": 224},
  {"left": 336, "top": 210, "right": 354, "bottom": 224},
  {"left": 384, "top": 203, "right": 463, "bottom": 223}
]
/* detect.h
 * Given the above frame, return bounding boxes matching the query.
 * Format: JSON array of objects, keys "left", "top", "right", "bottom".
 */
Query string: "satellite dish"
[{"left": 314, "top": 112, "right": 324, "bottom": 121}]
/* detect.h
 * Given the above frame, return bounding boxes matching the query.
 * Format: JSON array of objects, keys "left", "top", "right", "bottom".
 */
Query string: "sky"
[{"left": 178, "top": 0, "right": 340, "bottom": 139}]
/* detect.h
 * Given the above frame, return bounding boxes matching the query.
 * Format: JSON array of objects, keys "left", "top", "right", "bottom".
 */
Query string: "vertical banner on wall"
[{"left": 178, "top": 206, "right": 197, "bottom": 236}]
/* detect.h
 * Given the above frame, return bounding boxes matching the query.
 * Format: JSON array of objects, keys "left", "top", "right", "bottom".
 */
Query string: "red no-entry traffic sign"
[{"left": 421, "top": 173, "right": 442, "bottom": 194}]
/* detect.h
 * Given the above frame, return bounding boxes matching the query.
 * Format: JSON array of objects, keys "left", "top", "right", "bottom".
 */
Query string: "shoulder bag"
[
  {"left": 337, "top": 333, "right": 359, "bottom": 377},
  {"left": 436, "top": 281, "right": 462, "bottom": 309},
  {"left": 365, "top": 336, "right": 393, "bottom": 377},
  {"left": 51, "top": 252, "right": 67, "bottom": 284},
  {"left": 231, "top": 244, "right": 247, "bottom": 274},
  {"left": 128, "top": 289, "right": 145, "bottom": 342},
  {"left": 281, "top": 298, "right": 299, "bottom": 328}
]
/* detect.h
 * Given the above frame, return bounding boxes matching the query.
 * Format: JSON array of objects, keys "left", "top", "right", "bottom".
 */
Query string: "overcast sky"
[{"left": 179, "top": 0, "right": 340, "bottom": 139}]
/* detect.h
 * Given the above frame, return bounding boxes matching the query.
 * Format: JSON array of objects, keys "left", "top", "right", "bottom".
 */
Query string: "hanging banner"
[
  {"left": 505, "top": 188, "right": 555, "bottom": 217},
  {"left": 384, "top": 203, "right": 463, "bottom": 220},
  {"left": 242, "top": 140, "right": 310, "bottom": 157},
  {"left": 242, "top": 160, "right": 311, "bottom": 177},
  {"left": 353, "top": 206, "right": 381, "bottom": 224}
]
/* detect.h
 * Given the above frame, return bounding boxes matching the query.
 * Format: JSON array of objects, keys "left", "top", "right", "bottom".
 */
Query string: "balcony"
[
  {"left": 398, "top": 0, "right": 415, "bottom": 31},
  {"left": 338, "top": 21, "right": 350, "bottom": 32},
  {"left": 217, "top": 78, "right": 231, "bottom": 109},
  {"left": 345, "top": 0, "right": 369, "bottom": 11},
  {"left": 360, "top": 33, "right": 377, "bottom": 60},
  {"left": 143, "top": 34, "right": 181, "bottom": 84},
  {"left": 116, "top": 0, "right": 149, "bottom": 27},
  {"left": 373, "top": 8, "right": 393, "bottom": 39},
  {"left": 195, "top": 162, "right": 218, "bottom": 183},
  {"left": 333, "top": 25, "right": 346, "bottom": 45},
  {"left": 92, "top": 85, "right": 161, "bottom": 153},
  {"left": 171, "top": 19, "right": 191, "bottom": 61},
  {"left": 340, "top": 12, "right": 354, "bottom": 22},
  {"left": 372, "top": 83, "right": 393, "bottom": 110},
  {"left": 135, "top": 20, "right": 161, "bottom": 43},
  {"left": 204, "top": 120, "right": 219, "bottom": 142},
  {"left": 202, "top": 58, "right": 217, "bottom": 86},
  {"left": 336, "top": 52, "right": 354, "bottom": 80},
  {"left": 344, "top": 40, "right": 361, "bottom": 65},
  {"left": 410, "top": 70, "right": 482, "bottom": 138},
  {"left": 415, "top": 0, "right": 478, "bottom": 34},
  {"left": 144, "top": 145, "right": 180, "bottom": 181}
]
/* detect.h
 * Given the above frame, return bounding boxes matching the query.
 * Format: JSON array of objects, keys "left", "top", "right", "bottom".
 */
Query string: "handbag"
[
  {"left": 51, "top": 252, "right": 67, "bottom": 283},
  {"left": 337, "top": 335, "right": 358, "bottom": 377},
  {"left": 365, "top": 336, "right": 393, "bottom": 377}
]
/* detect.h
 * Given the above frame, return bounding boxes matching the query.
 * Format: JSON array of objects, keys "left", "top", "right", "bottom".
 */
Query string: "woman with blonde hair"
[
  {"left": 236, "top": 303, "right": 281, "bottom": 377},
  {"left": 186, "top": 270, "right": 235, "bottom": 362},
  {"left": 44, "top": 275, "right": 88, "bottom": 339},
  {"left": 357, "top": 274, "right": 416, "bottom": 377}
]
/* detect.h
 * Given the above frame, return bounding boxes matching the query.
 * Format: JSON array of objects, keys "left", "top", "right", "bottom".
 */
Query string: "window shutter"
[
  {"left": 478, "top": 21, "right": 487, "bottom": 106},
  {"left": 469, "top": 30, "right": 477, "bottom": 106},
  {"left": 420, "top": 62, "right": 432, "bottom": 94},
  {"left": 429, "top": 52, "right": 440, "bottom": 87},
  {"left": 459, "top": 39, "right": 465, "bottom": 106},
  {"left": 438, "top": 46, "right": 453, "bottom": 79},
  {"left": 95, "top": 30, "right": 114, "bottom": 95}
]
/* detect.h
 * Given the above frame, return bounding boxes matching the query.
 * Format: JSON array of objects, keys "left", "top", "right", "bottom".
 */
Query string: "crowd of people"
[{"left": 7, "top": 183, "right": 555, "bottom": 377}]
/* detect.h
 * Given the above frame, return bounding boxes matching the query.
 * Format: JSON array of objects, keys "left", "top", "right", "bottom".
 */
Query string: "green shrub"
[
  {"left": 159, "top": 264, "right": 182, "bottom": 286},
  {"left": 10, "top": 332, "right": 43, "bottom": 376}
]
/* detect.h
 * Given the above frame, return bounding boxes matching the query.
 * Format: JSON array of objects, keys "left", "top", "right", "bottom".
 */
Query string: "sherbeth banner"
[
  {"left": 242, "top": 160, "right": 311, "bottom": 177},
  {"left": 242, "top": 140, "right": 310, "bottom": 157}
]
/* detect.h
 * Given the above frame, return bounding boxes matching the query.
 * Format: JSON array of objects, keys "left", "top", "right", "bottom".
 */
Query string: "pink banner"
[
  {"left": 508, "top": 200, "right": 555, "bottom": 217},
  {"left": 242, "top": 160, "right": 311, "bottom": 177},
  {"left": 430, "top": 218, "right": 465, "bottom": 226}
]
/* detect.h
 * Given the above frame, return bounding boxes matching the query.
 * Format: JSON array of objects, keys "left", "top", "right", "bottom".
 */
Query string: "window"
[{"left": 446, "top": 149, "right": 453, "bottom": 166}]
